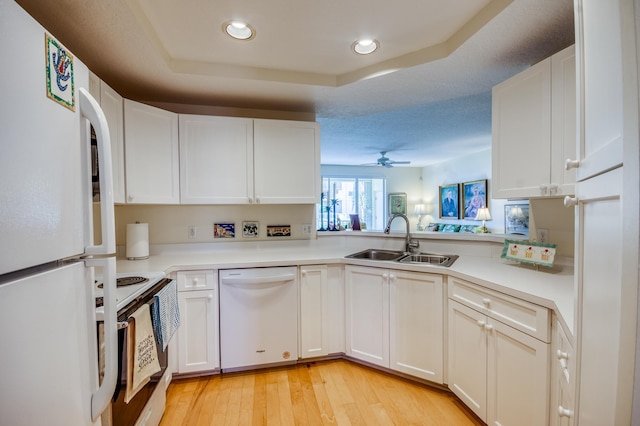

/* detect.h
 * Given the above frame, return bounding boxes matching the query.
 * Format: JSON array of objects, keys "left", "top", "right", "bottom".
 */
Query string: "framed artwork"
[
  {"left": 388, "top": 192, "right": 407, "bottom": 216},
  {"left": 266, "top": 225, "right": 291, "bottom": 237},
  {"left": 242, "top": 221, "right": 259, "bottom": 238},
  {"left": 462, "top": 179, "right": 488, "bottom": 219},
  {"left": 504, "top": 204, "right": 529, "bottom": 235},
  {"left": 439, "top": 183, "right": 459, "bottom": 219}
]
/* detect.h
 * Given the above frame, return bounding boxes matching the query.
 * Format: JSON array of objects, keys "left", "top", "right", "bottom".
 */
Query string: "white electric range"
[{"left": 94, "top": 271, "right": 165, "bottom": 319}]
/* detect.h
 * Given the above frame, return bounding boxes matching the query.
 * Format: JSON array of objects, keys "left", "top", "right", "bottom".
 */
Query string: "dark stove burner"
[
  {"left": 96, "top": 296, "right": 103, "bottom": 308},
  {"left": 116, "top": 276, "right": 149, "bottom": 287},
  {"left": 97, "top": 276, "right": 150, "bottom": 288}
]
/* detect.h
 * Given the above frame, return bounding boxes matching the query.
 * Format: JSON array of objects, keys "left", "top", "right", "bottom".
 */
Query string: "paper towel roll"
[{"left": 126, "top": 223, "right": 149, "bottom": 260}]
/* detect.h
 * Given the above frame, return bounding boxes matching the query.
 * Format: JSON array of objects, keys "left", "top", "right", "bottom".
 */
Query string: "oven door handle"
[{"left": 86, "top": 256, "right": 118, "bottom": 421}]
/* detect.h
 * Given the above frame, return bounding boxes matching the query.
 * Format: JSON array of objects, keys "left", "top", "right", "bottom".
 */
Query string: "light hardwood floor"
[{"left": 160, "top": 359, "right": 483, "bottom": 425}]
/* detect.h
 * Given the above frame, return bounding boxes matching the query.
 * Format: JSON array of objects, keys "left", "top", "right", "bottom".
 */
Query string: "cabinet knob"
[
  {"left": 477, "top": 320, "right": 486, "bottom": 328},
  {"left": 482, "top": 298, "right": 491, "bottom": 306},
  {"left": 549, "top": 184, "right": 558, "bottom": 195},
  {"left": 208, "top": 294, "right": 213, "bottom": 301},
  {"left": 192, "top": 278, "right": 199, "bottom": 284},
  {"left": 558, "top": 406, "right": 573, "bottom": 417},
  {"left": 256, "top": 197, "right": 261, "bottom": 204},
  {"left": 301, "top": 271, "right": 307, "bottom": 277},
  {"left": 563, "top": 196, "right": 578, "bottom": 208},
  {"left": 565, "top": 158, "right": 580, "bottom": 170},
  {"left": 484, "top": 324, "right": 494, "bottom": 332},
  {"left": 128, "top": 194, "right": 134, "bottom": 202},
  {"left": 539, "top": 185, "right": 548, "bottom": 196},
  {"left": 556, "top": 349, "right": 569, "bottom": 360}
]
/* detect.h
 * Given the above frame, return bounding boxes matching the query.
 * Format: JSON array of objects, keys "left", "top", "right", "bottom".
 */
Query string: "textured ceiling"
[{"left": 16, "top": 0, "right": 574, "bottom": 167}]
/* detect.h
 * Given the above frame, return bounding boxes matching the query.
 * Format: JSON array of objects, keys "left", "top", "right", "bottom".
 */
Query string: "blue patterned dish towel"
[{"left": 151, "top": 280, "right": 180, "bottom": 351}]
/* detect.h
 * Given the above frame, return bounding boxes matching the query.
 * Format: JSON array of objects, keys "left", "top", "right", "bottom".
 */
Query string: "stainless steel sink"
[
  {"left": 345, "top": 249, "right": 458, "bottom": 267},
  {"left": 345, "top": 249, "right": 406, "bottom": 261},
  {"left": 397, "top": 253, "right": 459, "bottom": 267}
]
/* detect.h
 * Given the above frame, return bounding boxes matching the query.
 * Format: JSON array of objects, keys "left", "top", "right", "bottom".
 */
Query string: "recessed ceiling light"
[
  {"left": 352, "top": 39, "right": 379, "bottom": 55},
  {"left": 223, "top": 21, "right": 255, "bottom": 41}
]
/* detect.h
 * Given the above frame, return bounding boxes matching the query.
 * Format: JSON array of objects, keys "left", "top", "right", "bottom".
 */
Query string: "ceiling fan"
[{"left": 363, "top": 151, "right": 411, "bottom": 168}]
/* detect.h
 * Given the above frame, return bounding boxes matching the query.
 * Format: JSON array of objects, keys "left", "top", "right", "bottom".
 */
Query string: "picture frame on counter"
[
  {"left": 462, "top": 179, "right": 488, "bottom": 219},
  {"left": 388, "top": 192, "right": 407, "bottom": 216},
  {"left": 504, "top": 204, "right": 529, "bottom": 236},
  {"left": 439, "top": 183, "right": 460, "bottom": 219}
]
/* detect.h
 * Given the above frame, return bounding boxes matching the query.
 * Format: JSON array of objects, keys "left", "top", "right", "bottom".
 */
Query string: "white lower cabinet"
[
  {"left": 300, "top": 265, "right": 329, "bottom": 358},
  {"left": 345, "top": 265, "right": 443, "bottom": 383},
  {"left": 550, "top": 319, "right": 575, "bottom": 426},
  {"left": 175, "top": 270, "right": 219, "bottom": 374},
  {"left": 390, "top": 269, "right": 443, "bottom": 383},
  {"left": 448, "top": 278, "right": 550, "bottom": 425}
]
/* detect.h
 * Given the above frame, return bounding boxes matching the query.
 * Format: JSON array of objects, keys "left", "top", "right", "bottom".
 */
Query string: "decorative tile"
[
  {"left": 242, "top": 221, "right": 259, "bottom": 238},
  {"left": 501, "top": 239, "right": 556, "bottom": 267},
  {"left": 214, "top": 223, "right": 235, "bottom": 238},
  {"left": 266, "top": 225, "right": 291, "bottom": 237},
  {"left": 45, "top": 34, "right": 75, "bottom": 111}
]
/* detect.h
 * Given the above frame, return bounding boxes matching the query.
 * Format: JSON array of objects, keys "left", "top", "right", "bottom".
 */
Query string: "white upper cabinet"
[
  {"left": 572, "top": 1, "right": 624, "bottom": 181},
  {"left": 179, "top": 115, "right": 254, "bottom": 204},
  {"left": 88, "top": 73, "right": 125, "bottom": 203},
  {"left": 179, "top": 116, "right": 319, "bottom": 204},
  {"left": 100, "top": 84, "right": 125, "bottom": 204},
  {"left": 124, "top": 99, "right": 180, "bottom": 204},
  {"left": 492, "top": 45, "right": 576, "bottom": 199},
  {"left": 253, "top": 119, "right": 320, "bottom": 204}
]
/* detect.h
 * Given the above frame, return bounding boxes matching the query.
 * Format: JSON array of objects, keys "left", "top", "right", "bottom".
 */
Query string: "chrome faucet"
[{"left": 384, "top": 213, "right": 419, "bottom": 253}]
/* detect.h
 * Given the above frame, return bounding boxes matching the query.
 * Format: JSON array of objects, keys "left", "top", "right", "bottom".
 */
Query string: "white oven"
[{"left": 96, "top": 272, "right": 173, "bottom": 426}]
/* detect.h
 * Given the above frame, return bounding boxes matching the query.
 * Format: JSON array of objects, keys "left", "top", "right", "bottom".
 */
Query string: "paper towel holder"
[{"left": 126, "top": 222, "right": 150, "bottom": 260}]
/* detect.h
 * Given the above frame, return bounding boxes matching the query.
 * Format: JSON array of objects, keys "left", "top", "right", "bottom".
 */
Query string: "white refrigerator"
[{"left": 0, "top": 1, "right": 118, "bottom": 424}]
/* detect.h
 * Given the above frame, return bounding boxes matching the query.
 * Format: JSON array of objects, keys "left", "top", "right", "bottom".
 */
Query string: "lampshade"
[
  {"left": 475, "top": 207, "right": 492, "bottom": 221},
  {"left": 413, "top": 204, "right": 426, "bottom": 216}
]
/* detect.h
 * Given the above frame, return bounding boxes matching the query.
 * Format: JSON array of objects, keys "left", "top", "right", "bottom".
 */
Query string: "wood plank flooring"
[{"left": 160, "top": 359, "right": 483, "bottom": 425}]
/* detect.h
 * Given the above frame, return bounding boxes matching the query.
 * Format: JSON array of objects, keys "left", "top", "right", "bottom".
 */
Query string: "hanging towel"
[
  {"left": 125, "top": 304, "right": 161, "bottom": 403},
  {"left": 151, "top": 280, "right": 180, "bottom": 352}
]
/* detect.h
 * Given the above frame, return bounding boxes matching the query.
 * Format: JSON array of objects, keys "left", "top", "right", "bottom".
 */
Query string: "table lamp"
[{"left": 475, "top": 207, "right": 491, "bottom": 233}]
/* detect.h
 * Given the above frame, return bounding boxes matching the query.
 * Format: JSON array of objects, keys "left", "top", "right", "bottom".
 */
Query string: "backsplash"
[{"left": 114, "top": 204, "right": 316, "bottom": 245}]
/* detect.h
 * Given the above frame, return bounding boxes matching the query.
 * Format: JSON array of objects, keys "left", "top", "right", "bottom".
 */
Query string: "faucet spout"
[{"left": 384, "top": 213, "right": 419, "bottom": 253}]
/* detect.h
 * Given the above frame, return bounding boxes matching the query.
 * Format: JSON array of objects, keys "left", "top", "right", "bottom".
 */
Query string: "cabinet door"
[
  {"left": 179, "top": 115, "right": 254, "bottom": 204},
  {"left": 486, "top": 319, "right": 549, "bottom": 426},
  {"left": 390, "top": 271, "right": 443, "bottom": 383},
  {"left": 345, "top": 266, "right": 389, "bottom": 367},
  {"left": 575, "top": 167, "right": 627, "bottom": 425},
  {"left": 327, "top": 264, "right": 345, "bottom": 354},
  {"left": 299, "top": 265, "right": 329, "bottom": 358},
  {"left": 574, "top": 0, "right": 624, "bottom": 181},
  {"left": 253, "top": 119, "right": 319, "bottom": 204},
  {"left": 100, "top": 83, "right": 125, "bottom": 204},
  {"left": 550, "top": 45, "right": 576, "bottom": 197},
  {"left": 448, "top": 300, "right": 487, "bottom": 421},
  {"left": 492, "top": 57, "right": 552, "bottom": 198},
  {"left": 124, "top": 100, "right": 179, "bottom": 204},
  {"left": 176, "top": 289, "right": 219, "bottom": 373}
]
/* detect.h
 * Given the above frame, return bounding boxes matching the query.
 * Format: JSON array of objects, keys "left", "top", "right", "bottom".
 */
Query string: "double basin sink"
[{"left": 345, "top": 249, "right": 458, "bottom": 267}]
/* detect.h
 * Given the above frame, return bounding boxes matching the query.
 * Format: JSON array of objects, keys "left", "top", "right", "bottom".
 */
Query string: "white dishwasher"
[{"left": 219, "top": 267, "right": 298, "bottom": 371}]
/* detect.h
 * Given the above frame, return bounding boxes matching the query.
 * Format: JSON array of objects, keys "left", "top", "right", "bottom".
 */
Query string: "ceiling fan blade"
[{"left": 389, "top": 160, "right": 411, "bottom": 165}]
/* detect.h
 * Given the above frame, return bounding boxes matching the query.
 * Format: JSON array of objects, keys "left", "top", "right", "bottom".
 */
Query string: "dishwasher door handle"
[{"left": 220, "top": 273, "right": 296, "bottom": 286}]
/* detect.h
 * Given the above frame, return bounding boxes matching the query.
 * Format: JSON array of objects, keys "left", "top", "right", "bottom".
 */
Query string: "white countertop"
[{"left": 116, "top": 239, "right": 575, "bottom": 338}]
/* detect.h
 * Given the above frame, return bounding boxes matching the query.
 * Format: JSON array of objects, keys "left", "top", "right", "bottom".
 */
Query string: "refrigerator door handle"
[
  {"left": 86, "top": 256, "right": 117, "bottom": 421},
  {"left": 79, "top": 88, "right": 116, "bottom": 256}
]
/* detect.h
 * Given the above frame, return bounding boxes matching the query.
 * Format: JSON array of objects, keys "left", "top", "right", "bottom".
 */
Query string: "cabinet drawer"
[
  {"left": 176, "top": 270, "right": 217, "bottom": 291},
  {"left": 448, "top": 277, "right": 550, "bottom": 342}
]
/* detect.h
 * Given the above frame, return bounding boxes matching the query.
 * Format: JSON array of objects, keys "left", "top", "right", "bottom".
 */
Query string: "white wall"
[
  {"left": 421, "top": 148, "right": 509, "bottom": 233},
  {"left": 421, "top": 148, "right": 574, "bottom": 256},
  {"left": 114, "top": 204, "right": 315, "bottom": 245}
]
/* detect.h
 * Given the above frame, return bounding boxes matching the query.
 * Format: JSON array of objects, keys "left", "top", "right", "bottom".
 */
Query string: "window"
[{"left": 317, "top": 176, "right": 386, "bottom": 230}]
